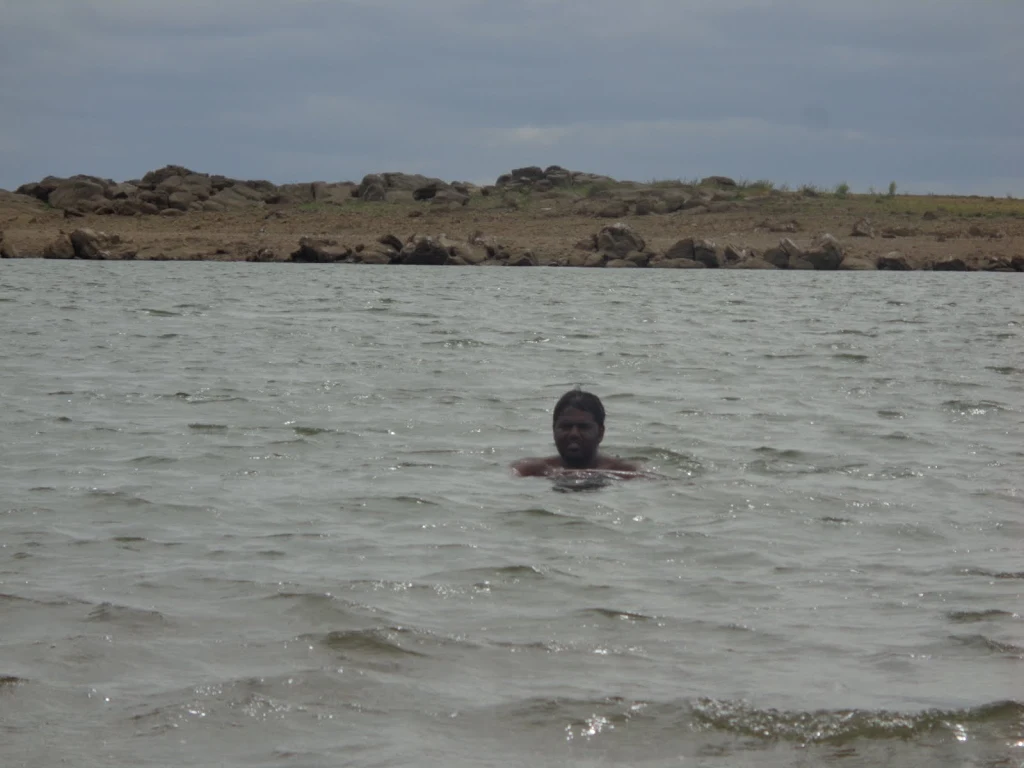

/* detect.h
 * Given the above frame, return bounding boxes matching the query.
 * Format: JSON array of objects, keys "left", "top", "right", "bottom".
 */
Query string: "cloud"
[{"left": 0, "top": 0, "right": 1021, "bottom": 194}]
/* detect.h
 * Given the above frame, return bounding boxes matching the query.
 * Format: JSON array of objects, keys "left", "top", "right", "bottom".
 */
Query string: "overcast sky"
[{"left": 1, "top": 0, "right": 1021, "bottom": 194}]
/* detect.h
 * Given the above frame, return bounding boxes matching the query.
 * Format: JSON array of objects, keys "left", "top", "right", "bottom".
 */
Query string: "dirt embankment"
[{"left": 1, "top": 165, "right": 1022, "bottom": 271}]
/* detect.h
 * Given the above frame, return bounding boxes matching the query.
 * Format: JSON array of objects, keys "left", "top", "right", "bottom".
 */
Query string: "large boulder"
[
  {"left": 48, "top": 177, "right": 109, "bottom": 211},
  {"left": 729, "top": 255, "right": 779, "bottom": 269},
  {"left": 206, "top": 186, "right": 266, "bottom": 210},
  {"left": 357, "top": 174, "right": 388, "bottom": 202},
  {"left": 804, "top": 234, "right": 844, "bottom": 270},
  {"left": 69, "top": 228, "right": 125, "bottom": 259},
  {"left": 692, "top": 239, "right": 719, "bottom": 268},
  {"left": 700, "top": 175, "right": 737, "bottom": 188},
  {"left": 876, "top": 251, "right": 911, "bottom": 270},
  {"left": 851, "top": 217, "right": 875, "bottom": 238},
  {"left": 779, "top": 238, "right": 813, "bottom": 269},
  {"left": 400, "top": 236, "right": 449, "bottom": 265},
  {"left": 721, "top": 244, "right": 747, "bottom": 266},
  {"left": 353, "top": 243, "right": 397, "bottom": 264},
  {"left": 760, "top": 245, "right": 790, "bottom": 269},
  {"left": 16, "top": 176, "right": 65, "bottom": 202},
  {"left": 932, "top": 257, "right": 972, "bottom": 271},
  {"left": 108, "top": 182, "right": 138, "bottom": 199},
  {"left": 311, "top": 182, "right": 357, "bottom": 204},
  {"left": 42, "top": 234, "right": 76, "bottom": 259},
  {"left": 413, "top": 183, "right": 442, "bottom": 201},
  {"left": 596, "top": 223, "right": 645, "bottom": 258},
  {"left": 142, "top": 165, "right": 197, "bottom": 186},
  {"left": 651, "top": 257, "right": 705, "bottom": 269},
  {"left": 381, "top": 172, "right": 447, "bottom": 192},
  {"left": 664, "top": 238, "right": 695, "bottom": 261},
  {"left": 0, "top": 231, "right": 18, "bottom": 259},
  {"left": 507, "top": 251, "right": 537, "bottom": 267},
  {"left": 839, "top": 254, "right": 878, "bottom": 270},
  {"left": 594, "top": 200, "right": 629, "bottom": 218},
  {"left": 290, "top": 237, "right": 351, "bottom": 263}
]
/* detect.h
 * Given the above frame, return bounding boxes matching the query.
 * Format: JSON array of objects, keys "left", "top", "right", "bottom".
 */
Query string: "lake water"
[{"left": 1, "top": 262, "right": 1021, "bottom": 768}]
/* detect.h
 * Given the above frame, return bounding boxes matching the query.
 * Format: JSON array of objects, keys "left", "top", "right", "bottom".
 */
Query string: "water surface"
[{"left": 1, "top": 263, "right": 1021, "bottom": 767}]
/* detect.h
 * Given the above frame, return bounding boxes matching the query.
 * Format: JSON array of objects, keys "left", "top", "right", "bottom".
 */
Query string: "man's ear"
[{"left": 597, "top": 424, "right": 605, "bottom": 443}]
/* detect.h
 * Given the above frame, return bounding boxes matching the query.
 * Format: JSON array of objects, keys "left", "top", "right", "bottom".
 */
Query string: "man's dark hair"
[{"left": 553, "top": 389, "right": 605, "bottom": 427}]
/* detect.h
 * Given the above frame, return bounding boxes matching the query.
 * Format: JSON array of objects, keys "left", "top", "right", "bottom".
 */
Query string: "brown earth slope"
[{"left": 1, "top": 166, "right": 1022, "bottom": 270}]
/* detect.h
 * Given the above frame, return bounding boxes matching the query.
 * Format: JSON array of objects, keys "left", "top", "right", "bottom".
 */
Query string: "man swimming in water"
[{"left": 512, "top": 389, "right": 640, "bottom": 477}]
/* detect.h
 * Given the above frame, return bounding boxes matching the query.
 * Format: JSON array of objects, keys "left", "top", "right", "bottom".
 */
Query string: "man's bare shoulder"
[
  {"left": 596, "top": 455, "right": 640, "bottom": 471},
  {"left": 511, "top": 456, "right": 562, "bottom": 477}
]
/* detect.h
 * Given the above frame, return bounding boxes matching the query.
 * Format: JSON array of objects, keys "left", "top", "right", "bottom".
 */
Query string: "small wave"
[
  {"left": 85, "top": 489, "right": 152, "bottom": 506},
  {"left": 577, "top": 608, "right": 654, "bottom": 622},
  {"left": 424, "top": 564, "right": 562, "bottom": 586},
  {"left": 947, "top": 609, "right": 1017, "bottom": 623},
  {"left": 503, "top": 507, "right": 573, "bottom": 520},
  {"left": 961, "top": 567, "right": 1024, "bottom": 580},
  {"left": 0, "top": 675, "right": 27, "bottom": 688},
  {"left": 950, "top": 634, "right": 1024, "bottom": 657},
  {"left": 553, "top": 474, "right": 613, "bottom": 493},
  {"left": 833, "top": 353, "right": 869, "bottom": 362},
  {"left": 139, "top": 308, "right": 180, "bottom": 317},
  {"left": 690, "top": 697, "right": 1023, "bottom": 744},
  {"left": 188, "top": 423, "right": 229, "bottom": 432},
  {"left": 292, "top": 426, "right": 339, "bottom": 436},
  {"left": 986, "top": 365, "right": 1020, "bottom": 375},
  {"left": 942, "top": 399, "right": 1008, "bottom": 416},
  {"left": 128, "top": 455, "right": 178, "bottom": 466},
  {"left": 876, "top": 409, "right": 905, "bottom": 419},
  {"left": 86, "top": 602, "right": 168, "bottom": 628},
  {"left": 426, "top": 339, "right": 486, "bottom": 349},
  {"left": 308, "top": 628, "right": 428, "bottom": 658}
]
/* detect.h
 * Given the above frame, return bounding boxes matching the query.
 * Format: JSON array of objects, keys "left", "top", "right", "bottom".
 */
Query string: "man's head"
[{"left": 552, "top": 389, "right": 605, "bottom": 468}]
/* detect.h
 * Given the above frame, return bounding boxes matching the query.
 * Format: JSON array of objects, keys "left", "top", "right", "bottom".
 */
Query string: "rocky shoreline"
[{"left": 2, "top": 165, "right": 1022, "bottom": 271}]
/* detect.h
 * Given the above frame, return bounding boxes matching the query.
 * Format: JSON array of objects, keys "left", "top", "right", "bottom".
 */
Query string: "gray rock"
[
  {"left": 876, "top": 252, "right": 911, "bottom": 270},
  {"left": 693, "top": 239, "right": 719, "bottom": 268},
  {"left": 596, "top": 222, "right": 645, "bottom": 258},
  {"left": 665, "top": 239, "right": 695, "bottom": 261},
  {"left": 290, "top": 237, "right": 350, "bottom": 263},
  {"left": 400, "top": 236, "right": 449, "bottom": 265},
  {"left": 651, "top": 257, "right": 705, "bottom": 269},
  {"left": 851, "top": 217, "right": 875, "bottom": 238}
]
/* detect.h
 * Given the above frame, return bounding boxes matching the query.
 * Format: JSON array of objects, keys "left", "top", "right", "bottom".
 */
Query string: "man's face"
[{"left": 553, "top": 407, "right": 604, "bottom": 468}]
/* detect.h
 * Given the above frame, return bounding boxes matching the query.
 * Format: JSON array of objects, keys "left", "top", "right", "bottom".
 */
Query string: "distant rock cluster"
[
  {"left": 9, "top": 164, "right": 750, "bottom": 218},
  {"left": 25, "top": 223, "right": 1020, "bottom": 271},
  {"left": 12, "top": 166, "right": 487, "bottom": 216},
  {"left": 14, "top": 165, "right": 361, "bottom": 217}
]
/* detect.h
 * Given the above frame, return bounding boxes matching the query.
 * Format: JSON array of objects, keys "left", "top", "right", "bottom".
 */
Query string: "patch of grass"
[
  {"left": 833, "top": 182, "right": 850, "bottom": 198},
  {"left": 878, "top": 194, "right": 1024, "bottom": 218},
  {"left": 581, "top": 182, "right": 615, "bottom": 199},
  {"left": 298, "top": 201, "right": 337, "bottom": 213},
  {"left": 799, "top": 183, "right": 824, "bottom": 197}
]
